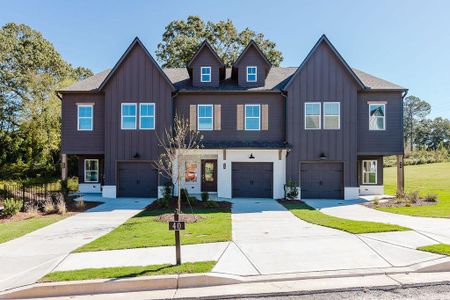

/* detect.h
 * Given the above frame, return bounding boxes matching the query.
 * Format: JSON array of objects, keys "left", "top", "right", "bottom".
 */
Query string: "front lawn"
[
  {"left": 279, "top": 200, "right": 410, "bottom": 234},
  {"left": 39, "top": 261, "right": 215, "bottom": 282},
  {"left": 75, "top": 206, "right": 231, "bottom": 252},
  {"left": 417, "top": 244, "right": 450, "bottom": 256},
  {"left": 382, "top": 162, "right": 450, "bottom": 218}
]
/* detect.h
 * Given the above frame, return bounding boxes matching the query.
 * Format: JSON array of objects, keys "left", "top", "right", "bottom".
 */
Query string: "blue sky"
[{"left": 1, "top": 0, "right": 449, "bottom": 118}]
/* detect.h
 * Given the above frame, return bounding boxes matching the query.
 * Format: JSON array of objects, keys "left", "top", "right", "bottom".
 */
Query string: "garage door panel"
[
  {"left": 301, "top": 162, "right": 343, "bottom": 199},
  {"left": 118, "top": 162, "right": 158, "bottom": 197},
  {"left": 232, "top": 162, "right": 273, "bottom": 198}
]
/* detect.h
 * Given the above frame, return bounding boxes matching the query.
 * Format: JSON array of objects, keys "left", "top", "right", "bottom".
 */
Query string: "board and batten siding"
[
  {"left": 103, "top": 43, "right": 173, "bottom": 186},
  {"left": 357, "top": 92, "right": 404, "bottom": 155},
  {"left": 285, "top": 42, "right": 360, "bottom": 187},
  {"left": 61, "top": 93, "right": 105, "bottom": 154},
  {"left": 190, "top": 47, "right": 222, "bottom": 88},
  {"left": 235, "top": 45, "right": 267, "bottom": 87},
  {"left": 174, "top": 93, "right": 285, "bottom": 144}
]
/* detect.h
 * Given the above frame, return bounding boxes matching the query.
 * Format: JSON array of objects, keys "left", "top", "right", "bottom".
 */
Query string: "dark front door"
[
  {"left": 300, "top": 162, "right": 343, "bottom": 199},
  {"left": 118, "top": 162, "right": 158, "bottom": 197},
  {"left": 232, "top": 162, "right": 273, "bottom": 198},
  {"left": 201, "top": 160, "right": 217, "bottom": 192}
]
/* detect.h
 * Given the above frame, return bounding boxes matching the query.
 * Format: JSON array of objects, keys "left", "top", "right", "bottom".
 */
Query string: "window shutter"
[
  {"left": 214, "top": 104, "right": 221, "bottom": 130},
  {"left": 237, "top": 104, "right": 244, "bottom": 130},
  {"left": 262, "top": 104, "right": 269, "bottom": 130},
  {"left": 190, "top": 105, "right": 197, "bottom": 131}
]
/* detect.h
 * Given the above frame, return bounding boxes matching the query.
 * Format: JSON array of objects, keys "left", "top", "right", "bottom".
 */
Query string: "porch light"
[
  {"left": 249, "top": 153, "right": 255, "bottom": 159},
  {"left": 319, "top": 152, "right": 327, "bottom": 160},
  {"left": 134, "top": 152, "right": 140, "bottom": 159}
]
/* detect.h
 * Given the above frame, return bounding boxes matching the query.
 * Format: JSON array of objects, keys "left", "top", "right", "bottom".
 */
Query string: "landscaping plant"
[
  {"left": 201, "top": 191, "right": 209, "bottom": 202},
  {"left": 2, "top": 198, "right": 23, "bottom": 217},
  {"left": 286, "top": 179, "right": 299, "bottom": 200}
]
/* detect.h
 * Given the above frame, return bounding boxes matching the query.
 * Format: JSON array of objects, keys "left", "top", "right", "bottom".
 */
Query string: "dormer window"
[
  {"left": 246, "top": 66, "right": 257, "bottom": 82},
  {"left": 201, "top": 66, "right": 211, "bottom": 82}
]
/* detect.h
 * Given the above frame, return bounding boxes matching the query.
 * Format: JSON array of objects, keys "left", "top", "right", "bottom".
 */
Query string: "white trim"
[
  {"left": 77, "top": 104, "right": 93, "bottom": 131},
  {"left": 139, "top": 103, "right": 156, "bottom": 130},
  {"left": 244, "top": 104, "right": 261, "bottom": 131},
  {"left": 246, "top": 66, "right": 257, "bottom": 82},
  {"left": 344, "top": 187, "right": 360, "bottom": 200},
  {"left": 197, "top": 104, "right": 214, "bottom": 131},
  {"left": 78, "top": 183, "right": 101, "bottom": 193},
  {"left": 102, "top": 185, "right": 116, "bottom": 198},
  {"left": 323, "top": 102, "right": 340, "bottom": 130},
  {"left": 359, "top": 185, "right": 384, "bottom": 196},
  {"left": 304, "top": 102, "right": 321, "bottom": 130},
  {"left": 121, "top": 103, "right": 137, "bottom": 130},
  {"left": 369, "top": 103, "right": 386, "bottom": 131},
  {"left": 362, "top": 159, "right": 377, "bottom": 184},
  {"left": 84, "top": 159, "right": 99, "bottom": 183},
  {"left": 200, "top": 66, "right": 211, "bottom": 83}
]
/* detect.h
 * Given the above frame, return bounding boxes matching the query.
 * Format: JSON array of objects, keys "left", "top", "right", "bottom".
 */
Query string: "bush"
[
  {"left": 163, "top": 184, "right": 172, "bottom": 201},
  {"left": 180, "top": 188, "right": 189, "bottom": 203},
  {"left": 203, "top": 200, "right": 219, "bottom": 208},
  {"left": 188, "top": 196, "right": 198, "bottom": 206},
  {"left": 407, "top": 191, "right": 420, "bottom": 204},
  {"left": 155, "top": 197, "right": 169, "bottom": 208},
  {"left": 201, "top": 192, "right": 209, "bottom": 202},
  {"left": 285, "top": 179, "right": 299, "bottom": 200},
  {"left": 384, "top": 148, "right": 450, "bottom": 167},
  {"left": 56, "top": 198, "right": 66, "bottom": 215},
  {"left": 424, "top": 194, "right": 438, "bottom": 202},
  {"left": 373, "top": 196, "right": 380, "bottom": 206},
  {"left": 43, "top": 200, "right": 55, "bottom": 213},
  {"left": 2, "top": 198, "right": 23, "bottom": 217}
]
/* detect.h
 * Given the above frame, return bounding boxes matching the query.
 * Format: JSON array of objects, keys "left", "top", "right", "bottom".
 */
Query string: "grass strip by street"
[
  {"left": 279, "top": 200, "right": 410, "bottom": 234},
  {"left": 75, "top": 207, "right": 231, "bottom": 252},
  {"left": 0, "top": 215, "right": 66, "bottom": 244},
  {"left": 417, "top": 244, "right": 450, "bottom": 256},
  {"left": 39, "top": 261, "right": 216, "bottom": 282}
]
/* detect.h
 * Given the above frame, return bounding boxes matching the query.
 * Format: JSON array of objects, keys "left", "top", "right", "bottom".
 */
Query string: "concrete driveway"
[
  {"left": 0, "top": 195, "right": 153, "bottom": 292},
  {"left": 212, "top": 198, "right": 446, "bottom": 276}
]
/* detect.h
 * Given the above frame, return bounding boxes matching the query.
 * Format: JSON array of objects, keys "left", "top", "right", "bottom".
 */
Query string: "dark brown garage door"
[
  {"left": 118, "top": 162, "right": 158, "bottom": 197},
  {"left": 300, "top": 162, "right": 343, "bottom": 199},
  {"left": 232, "top": 162, "right": 273, "bottom": 198}
]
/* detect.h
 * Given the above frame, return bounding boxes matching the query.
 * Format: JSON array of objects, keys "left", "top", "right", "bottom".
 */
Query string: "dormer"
[
  {"left": 232, "top": 40, "right": 272, "bottom": 87},
  {"left": 187, "top": 41, "right": 225, "bottom": 88}
]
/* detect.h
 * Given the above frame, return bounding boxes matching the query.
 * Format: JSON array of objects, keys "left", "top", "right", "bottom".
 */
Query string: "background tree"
[
  {"left": 415, "top": 117, "right": 450, "bottom": 150},
  {"left": 403, "top": 95, "right": 431, "bottom": 151},
  {"left": 156, "top": 16, "right": 283, "bottom": 67}
]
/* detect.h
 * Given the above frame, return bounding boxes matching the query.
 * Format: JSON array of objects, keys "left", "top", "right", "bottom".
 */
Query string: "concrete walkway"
[{"left": 0, "top": 195, "right": 153, "bottom": 292}]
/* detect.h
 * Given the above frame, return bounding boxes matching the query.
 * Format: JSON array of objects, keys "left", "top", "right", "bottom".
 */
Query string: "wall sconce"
[
  {"left": 249, "top": 153, "right": 255, "bottom": 159},
  {"left": 223, "top": 163, "right": 226, "bottom": 169},
  {"left": 319, "top": 152, "right": 327, "bottom": 160},
  {"left": 134, "top": 152, "right": 140, "bottom": 159}
]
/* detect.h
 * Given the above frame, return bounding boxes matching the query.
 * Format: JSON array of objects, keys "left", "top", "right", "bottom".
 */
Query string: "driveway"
[
  {"left": 0, "top": 195, "right": 153, "bottom": 292},
  {"left": 212, "top": 198, "right": 446, "bottom": 276}
]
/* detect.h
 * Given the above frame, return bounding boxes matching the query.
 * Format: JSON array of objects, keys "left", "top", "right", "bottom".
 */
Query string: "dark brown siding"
[
  {"left": 174, "top": 93, "right": 285, "bottom": 143},
  {"left": 61, "top": 93, "right": 104, "bottom": 154},
  {"left": 103, "top": 43, "right": 173, "bottom": 185},
  {"left": 285, "top": 42, "right": 360, "bottom": 187},
  {"left": 357, "top": 156, "right": 383, "bottom": 185},
  {"left": 235, "top": 46, "right": 267, "bottom": 87},
  {"left": 190, "top": 47, "right": 221, "bottom": 88},
  {"left": 357, "top": 92, "right": 403, "bottom": 155}
]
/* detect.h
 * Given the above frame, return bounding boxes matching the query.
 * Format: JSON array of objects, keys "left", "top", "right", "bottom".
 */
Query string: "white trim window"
[
  {"left": 197, "top": 104, "right": 213, "bottom": 130},
  {"left": 139, "top": 103, "right": 155, "bottom": 130},
  {"left": 305, "top": 102, "right": 321, "bottom": 129},
  {"left": 121, "top": 103, "right": 137, "bottom": 129},
  {"left": 77, "top": 104, "right": 93, "bottom": 131},
  {"left": 84, "top": 159, "right": 99, "bottom": 183},
  {"left": 323, "top": 102, "right": 340, "bottom": 130},
  {"left": 362, "top": 160, "right": 377, "bottom": 184},
  {"left": 200, "top": 66, "right": 211, "bottom": 82},
  {"left": 246, "top": 66, "right": 257, "bottom": 82},
  {"left": 369, "top": 103, "right": 386, "bottom": 130},
  {"left": 245, "top": 104, "right": 261, "bottom": 130}
]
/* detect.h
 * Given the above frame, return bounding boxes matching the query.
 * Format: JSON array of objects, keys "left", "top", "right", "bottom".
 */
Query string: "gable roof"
[
  {"left": 59, "top": 69, "right": 111, "bottom": 92},
  {"left": 352, "top": 68, "right": 406, "bottom": 91},
  {"left": 283, "top": 34, "right": 365, "bottom": 90},
  {"left": 187, "top": 40, "right": 225, "bottom": 68},
  {"left": 97, "top": 37, "right": 175, "bottom": 91},
  {"left": 233, "top": 40, "right": 272, "bottom": 67}
]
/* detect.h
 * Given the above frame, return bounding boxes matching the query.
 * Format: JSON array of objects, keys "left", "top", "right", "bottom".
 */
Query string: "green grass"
[
  {"left": 417, "top": 244, "right": 450, "bottom": 256},
  {"left": 39, "top": 261, "right": 215, "bottom": 282},
  {"left": 280, "top": 201, "right": 410, "bottom": 234},
  {"left": 382, "top": 162, "right": 450, "bottom": 218},
  {"left": 75, "top": 207, "right": 231, "bottom": 252},
  {"left": 0, "top": 215, "right": 66, "bottom": 244}
]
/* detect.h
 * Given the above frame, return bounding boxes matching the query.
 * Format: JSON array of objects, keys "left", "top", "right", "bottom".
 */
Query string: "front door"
[{"left": 201, "top": 160, "right": 217, "bottom": 192}]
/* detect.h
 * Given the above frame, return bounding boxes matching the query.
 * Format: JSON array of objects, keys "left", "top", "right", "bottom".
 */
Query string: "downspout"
[{"left": 281, "top": 90, "right": 288, "bottom": 155}]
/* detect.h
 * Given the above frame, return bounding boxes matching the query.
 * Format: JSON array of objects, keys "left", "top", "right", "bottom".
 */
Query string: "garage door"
[
  {"left": 232, "top": 162, "right": 273, "bottom": 198},
  {"left": 118, "top": 162, "right": 158, "bottom": 197},
  {"left": 300, "top": 162, "right": 343, "bottom": 199}
]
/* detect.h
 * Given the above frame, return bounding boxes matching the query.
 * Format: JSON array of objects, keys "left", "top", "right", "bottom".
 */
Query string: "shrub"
[
  {"left": 405, "top": 200, "right": 412, "bottom": 207},
  {"left": 373, "top": 196, "right": 380, "bottom": 206},
  {"left": 201, "top": 192, "right": 209, "bottom": 202},
  {"left": 2, "top": 198, "right": 23, "bottom": 217},
  {"left": 203, "top": 200, "right": 219, "bottom": 208},
  {"left": 75, "top": 199, "right": 85, "bottom": 210},
  {"left": 285, "top": 179, "right": 299, "bottom": 200},
  {"left": 188, "top": 196, "right": 198, "bottom": 206},
  {"left": 180, "top": 188, "right": 189, "bottom": 203},
  {"left": 163, "top": 184, "right": 172, "bottom": 202},
  {"left": 407, "top": 191, "right": 420, "bottom": 204},
  {"left": 156, "top": 197, "right": 169, "bottom": 208},
  {"left": 57, "top": 198, "right": 66, "bottom": 215},
  {"left": 43, "top": 200, "right": 55, "bottom": 213},
  {"left": 424, "top": 194, "right": 438, "bottom": 202}
]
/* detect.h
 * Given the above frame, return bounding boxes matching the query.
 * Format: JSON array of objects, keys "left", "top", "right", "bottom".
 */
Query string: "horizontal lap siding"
[{"left": 103, "top": 44, "right": 172, "bottom": 185}]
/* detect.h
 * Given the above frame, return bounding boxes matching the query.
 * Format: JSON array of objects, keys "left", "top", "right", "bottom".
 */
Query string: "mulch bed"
[
  {"left": 146, "top": 197, "right": 232, "bottom": 211},
  {"left": 362, "top": 198, "right": 438, "bottom": 209},
  {"left": 155, "top": 213, "right": 204, "bottom": 223}
]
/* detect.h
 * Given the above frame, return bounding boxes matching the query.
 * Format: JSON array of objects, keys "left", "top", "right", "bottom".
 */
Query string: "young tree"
[
  {"left": 156, "top": 16, "right": 283, "bottom": 68},
  {"left": 155, "top": 113, "right": 203, "bottom": 211},
  {"left": 403, "top": 95, "right": 431, "bottom": 151}
]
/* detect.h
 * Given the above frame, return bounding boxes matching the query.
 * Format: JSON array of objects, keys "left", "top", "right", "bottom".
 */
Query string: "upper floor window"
[
  {"left": 323, "top": 102, "right": 340, "bottom": 130},
  {"left": 139, "top": 103, "right": 155, "bottom": 130},
  {"left": 121, "top": 103, "right": 137, "bottom": 130},
  {"left": 362, "top": 160, "right": 377, "bottom": 184},
  {"left": 84, "top": 159, "right": 99, "bottom": 183},
  {"left": 200, "top": 66, "right": 211, "bottom": 82},
  {"left": 77, "top": 104, "right": 93, "bottom": 131},
  {"left": 245, "top": 104, "right": 260, "bottom": 130},
  {"left": 198, "top": 104, "right": 213, "bottom": 130},
  {"left": 369, "top": 103, "right": 385, "bottom": 130},
  {"left": 305, "top": 102, "right": 321, "bottom": 129},
  {"left": 246, "top": 66, "right": 257, "bottom": 82}
]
